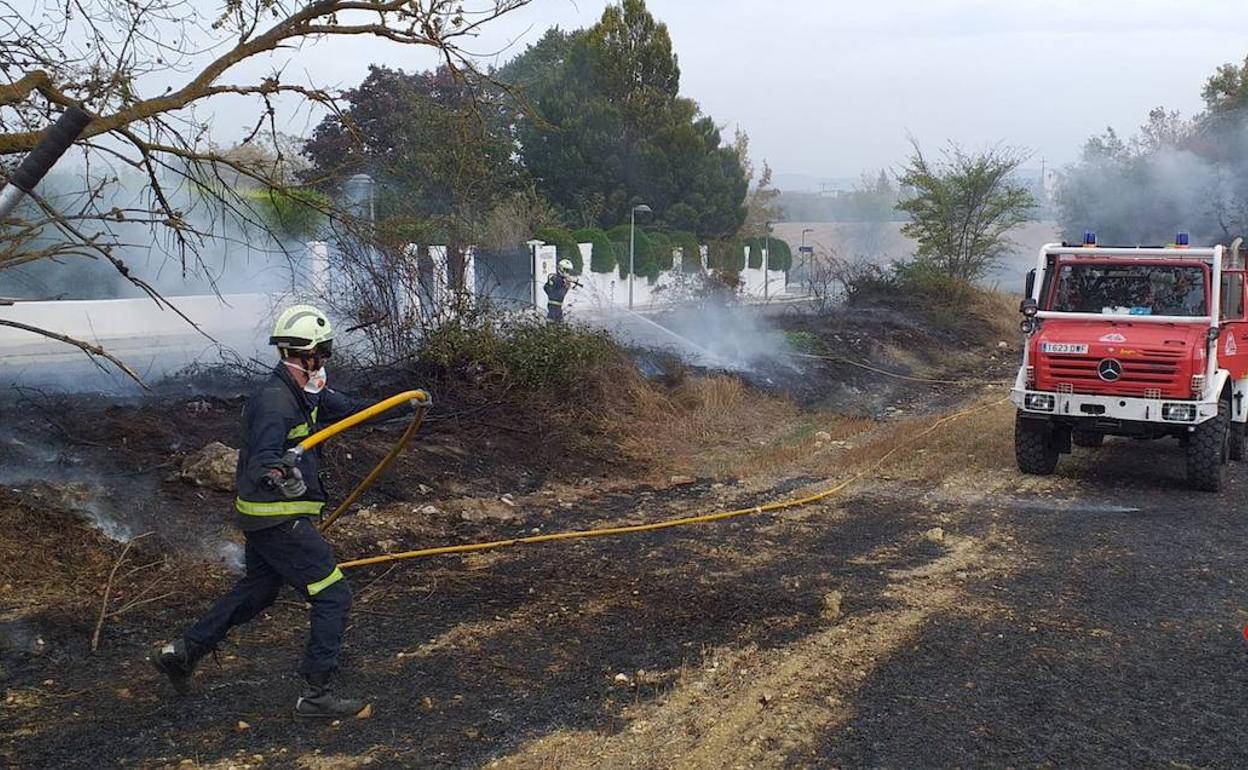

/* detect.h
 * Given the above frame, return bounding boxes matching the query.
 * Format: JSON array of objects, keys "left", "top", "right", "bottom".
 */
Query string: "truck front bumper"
[{"left": 1010, "top": 388, "right": 1219, "bottom": 427}]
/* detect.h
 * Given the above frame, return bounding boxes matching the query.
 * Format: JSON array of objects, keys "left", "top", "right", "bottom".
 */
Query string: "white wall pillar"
[{"left": 305, "top": 241, "right": 330, "bottom": 297}]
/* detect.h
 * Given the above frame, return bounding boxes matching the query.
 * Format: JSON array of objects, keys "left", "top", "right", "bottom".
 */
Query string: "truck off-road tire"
[
  {"left": 1230, "top": 420, "right": 1246, "bottom": 462},
  {"left": 1015, "top": 414, "right": 1058, "bottom": 475},
  {"left": 1186, "top": 401, "right": 1229, "bottom": 492},
  {"left": 1072, "top": 430, "right": 1104, "bottom": 448}
]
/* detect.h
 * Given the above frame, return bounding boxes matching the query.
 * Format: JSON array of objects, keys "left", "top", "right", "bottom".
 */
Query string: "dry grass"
[
  {"left": 967, "top": 289, "right": 1023, "bottom": 344},
  {"left": 599, "top": 373, "right": 829, "bottom": 480},
  {"left": 595, "top": 359, "right": 1014, "bottom": 490},
  {"left": 882, "top": 398, "right": 1015, "bottom": 483},
  {"left": 491, "top": 534, "right": 1005, "bottom": 770}
]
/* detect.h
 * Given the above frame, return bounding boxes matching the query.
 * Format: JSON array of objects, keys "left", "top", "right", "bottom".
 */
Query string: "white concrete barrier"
[{"left": 0, "top": 294, "right": 279, "bottom": 390}]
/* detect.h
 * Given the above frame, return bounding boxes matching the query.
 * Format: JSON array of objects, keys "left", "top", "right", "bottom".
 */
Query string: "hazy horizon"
[{"left": 194, "top": 0, "right": 1248, "bottom": 181}]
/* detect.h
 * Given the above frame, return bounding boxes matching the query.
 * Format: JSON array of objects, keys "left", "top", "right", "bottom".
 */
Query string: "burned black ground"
[
  {"left": 811, "top": 438, "right": 1248, "bottom": 769},
  {"left": 3, "top": 470, "right": 946, "bottom": 768},
  {"left": 7, "top": 299, "right": 1248, "bottom": 768}
]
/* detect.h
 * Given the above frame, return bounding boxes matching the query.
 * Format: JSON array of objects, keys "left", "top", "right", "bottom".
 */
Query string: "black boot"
[
  {"left": 151, "top": 638, "right": 206, "bottom": 695},
  {"left": 294, "top": 671, "right": 370, "bottom": 719}
]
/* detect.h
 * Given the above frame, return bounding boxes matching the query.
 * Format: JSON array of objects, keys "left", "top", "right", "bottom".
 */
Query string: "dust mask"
[
  {"left": 285, "top": 360, "right": 328, "bottom": 394},
  {"left": 303, "top": 366, "right": 327, "bottom": 394}
]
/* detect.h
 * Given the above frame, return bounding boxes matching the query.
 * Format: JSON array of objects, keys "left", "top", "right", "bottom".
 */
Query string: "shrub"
[
  {"left": 827, "top": 257, "right": 899, "bottom": 303},
  {"left": 707, "top": 238, "right": 745, "bottom": 273},
  {"left": 572, "top": 227, "right": 615, "bottom": 273},
  {"left": 894, "top": 261, "right": 977, "bottom": 305},
  {"left": 419, "top": 313, "right": 624, "bottom": 393},
  {"left": 766, "top": 238, "right": 792, "bottom": 271},
  {"left": 672, "top": 231, "right": 702, "bottom": 272},
  {"left": 648, "top": 230, "right": 675, "bottom": 271},
  {"left": 243, "top": 186, "right": 329, "bottom": 239},
  {"left": 607, "top": 224, "right": 656, "bottom": 278},
  {"left": 746, "top": 237, "right": 764, "bottom": 269},
  {"left": 534, "top": 226, "right": 583, "bottom": 274}
]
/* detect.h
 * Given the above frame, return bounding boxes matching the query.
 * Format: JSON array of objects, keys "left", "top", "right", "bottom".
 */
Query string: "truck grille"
[{"left": 1037, "top": 348, "right": 1185, "bottom": 396}]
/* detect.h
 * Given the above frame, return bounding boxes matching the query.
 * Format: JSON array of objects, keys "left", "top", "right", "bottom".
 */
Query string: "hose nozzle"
[{"left": 281, "top": 446, "right": 305, "bottom": 468}]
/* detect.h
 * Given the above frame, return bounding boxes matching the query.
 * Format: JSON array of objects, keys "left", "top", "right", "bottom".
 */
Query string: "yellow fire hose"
[
  {"left": 333, "top": 396, "right": 1008, "bottom": 571},
  {"left": 276, "top": 390, "right": 431, "bottom": 534}
]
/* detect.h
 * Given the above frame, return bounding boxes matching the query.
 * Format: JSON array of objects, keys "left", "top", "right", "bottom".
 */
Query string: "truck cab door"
[{"left": 1219, "top": 270, "right": 1248, "bottom": 379}]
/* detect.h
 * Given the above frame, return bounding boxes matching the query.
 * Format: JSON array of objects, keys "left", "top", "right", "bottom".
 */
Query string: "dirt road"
[{"left": 4, "top": 396, "right": 1248, "bottom": 768}]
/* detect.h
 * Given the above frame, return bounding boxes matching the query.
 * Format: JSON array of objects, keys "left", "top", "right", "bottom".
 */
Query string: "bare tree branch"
[
  {"left": 0, "top": 0, "right": 533, "bottom": 373},
  {"left": 0, "top": 317, "right": 149, "bottom": 388}
]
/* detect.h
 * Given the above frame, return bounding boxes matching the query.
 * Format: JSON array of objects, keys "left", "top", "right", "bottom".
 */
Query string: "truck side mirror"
[{"left": 1024, "top": 269, "right": 1036, "bottom": 299}]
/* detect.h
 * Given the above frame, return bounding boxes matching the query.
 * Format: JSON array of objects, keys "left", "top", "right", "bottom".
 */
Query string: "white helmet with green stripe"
[{"left": 269, "top": 304, "right": 333, "bottom": 358}]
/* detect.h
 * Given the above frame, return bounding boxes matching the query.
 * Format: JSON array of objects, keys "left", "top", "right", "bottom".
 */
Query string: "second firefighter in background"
[{"left": 544, "top": 258, "right": 577, "bottom": 321}]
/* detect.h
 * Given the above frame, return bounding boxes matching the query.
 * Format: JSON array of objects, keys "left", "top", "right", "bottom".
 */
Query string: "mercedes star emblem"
[{"left": 1097, "top": 358, "right": 1123, "bottom": 382}]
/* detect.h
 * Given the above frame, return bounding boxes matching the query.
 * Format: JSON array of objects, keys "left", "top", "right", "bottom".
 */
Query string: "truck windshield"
[{"left": 1051, "top": 263, "right": 1208, "bottom": 316}]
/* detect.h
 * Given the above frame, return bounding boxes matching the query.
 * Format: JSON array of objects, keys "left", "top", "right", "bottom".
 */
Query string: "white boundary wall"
[
  {"left": 0, "top": 293, "right": 279, "bottom": 388},
  {"left": 0, "top": 238, "right": 785, "bottom": 386},
  {"left": 533, "top": 242, "right": 788, "bottom": 313}
]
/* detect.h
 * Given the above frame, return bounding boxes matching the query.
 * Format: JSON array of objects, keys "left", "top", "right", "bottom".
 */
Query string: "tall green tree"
[
  {"left": 897, "top": 141, "right": 1036, "bottom": 282},
  {"left": 498, "top": 0, "right": 747, "bottom": 239},
  {"left": 303, "top": 65, "right": 523, "bottom": 248},
  {"left": 1202, "top": 56, "right": 1248, "bottom": 114}
]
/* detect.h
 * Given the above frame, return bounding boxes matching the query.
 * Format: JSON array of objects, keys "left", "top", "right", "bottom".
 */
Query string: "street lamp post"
[
  {"left": 629, "top": 203, "right": 652, "bottom": 310},
  {"left": 801, "top": 228, "right": 814, "bottom": 294},
  {"left": 763, "top": 220, "right": 772, "bottom": 301}
]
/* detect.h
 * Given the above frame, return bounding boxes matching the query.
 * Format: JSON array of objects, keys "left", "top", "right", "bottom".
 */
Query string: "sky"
[{"left": 152, "top": 0, "right": 1248, "bottom": 186}]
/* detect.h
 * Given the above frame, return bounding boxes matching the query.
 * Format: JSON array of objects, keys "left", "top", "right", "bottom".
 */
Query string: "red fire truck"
[{"left": 1012, "top": 234, "right": 1248, "bottom": 491}]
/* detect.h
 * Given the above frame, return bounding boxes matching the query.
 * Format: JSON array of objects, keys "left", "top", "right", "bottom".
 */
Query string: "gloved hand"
[{"left": 265, "top": 466, "right": 307, "bottom": 499}]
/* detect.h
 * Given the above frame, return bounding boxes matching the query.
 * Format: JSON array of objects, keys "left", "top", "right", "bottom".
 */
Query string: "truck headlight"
[
  {"left": 1161, "top": 403, "right": 1197, "bottom": 422},
  {"left": 1024, "top": 393, "right": 1056, "bottom": 412}
]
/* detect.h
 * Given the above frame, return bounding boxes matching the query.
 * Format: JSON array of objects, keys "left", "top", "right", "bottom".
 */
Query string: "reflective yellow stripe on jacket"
[
  {"left": 286, "top": 406, "right": 320, "bottom": 440},
  {"left": 307, "top": 566, "right": 344, "bottom": 596},
  {"left": 235, "top": 498, "right": 325, "bottom": 517}
]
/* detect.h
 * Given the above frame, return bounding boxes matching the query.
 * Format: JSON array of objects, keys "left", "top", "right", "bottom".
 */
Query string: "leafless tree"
[{"left": 0, "top": 0, "right": 532, "bottom": 383}]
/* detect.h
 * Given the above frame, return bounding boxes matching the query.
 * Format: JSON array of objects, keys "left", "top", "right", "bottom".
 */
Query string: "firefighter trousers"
[{"left": 186, "top": 516, "right": 350, "bottom": 674}]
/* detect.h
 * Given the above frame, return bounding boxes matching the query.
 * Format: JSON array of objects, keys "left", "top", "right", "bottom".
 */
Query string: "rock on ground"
[{"left": 179, "top": 442, "right": 239, "bottom": 492}]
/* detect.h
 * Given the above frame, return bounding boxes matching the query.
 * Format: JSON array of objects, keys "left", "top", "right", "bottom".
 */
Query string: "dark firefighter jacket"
[
  {"left": 234, "top": 364, "right": 368, "bottom": 532},
  {"left": 543, "top": 273, "right": 570, "bottom": 305}
]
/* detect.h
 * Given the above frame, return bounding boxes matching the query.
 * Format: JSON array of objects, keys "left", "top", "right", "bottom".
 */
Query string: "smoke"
[
  {"left": 0, "top": 426, "right": 243, "bottom": 569},
  {"left": 1057, "top": 115, "right": 1248, "bottom": 246},
  {"left": 217, "top": 541, "right": 245, "bottom": 572},
  {"left": 651, "top": 302, "right": 797, "bottom": 373},
  {"left": 592, "top": 295, "right": 797, "bottom": 376},
  {"left": 3, "top": 166, "right": 320, "bottom": 301}
]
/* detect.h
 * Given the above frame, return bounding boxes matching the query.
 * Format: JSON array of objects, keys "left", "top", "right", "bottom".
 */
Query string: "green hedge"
[
  {"left": 243, "top": 186, "right": 329, "bottom": 239},
  {"left": 607, "top": 224, "right": 656, "bottom": 278},
  {"left": 648, "top": 230, "right": 675, "bottom": 271},
  {"left": 534, "top": 226, "right": 583, "bottom": 274},
  {"left": 746, "top": 237, "right": 764, "bottom": 269},
  {"left": 672, "top": 231, "right": 701, "bottom": 272},
  {"left": 572, "top": 227, "right": 615, "bottom": 273},
  {"left": 708, "top": 239, "right": 746, "bottom": 272},
  {"left": 766, "top": 238, "right": 793, "bottom": 271}
]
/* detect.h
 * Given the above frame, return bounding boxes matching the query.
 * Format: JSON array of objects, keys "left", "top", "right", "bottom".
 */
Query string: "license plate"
[{"left": 1041, "top": 342, "right": 1088, "bottom": 355}]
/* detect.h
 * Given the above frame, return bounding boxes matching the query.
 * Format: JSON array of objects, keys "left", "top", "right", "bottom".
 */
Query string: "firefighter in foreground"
[
  {"left": 543, "top": 258, "right": 577, "bottom": 321},
  {"left": 153, "top": 305, "right": 370, "bottom": 718}
]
